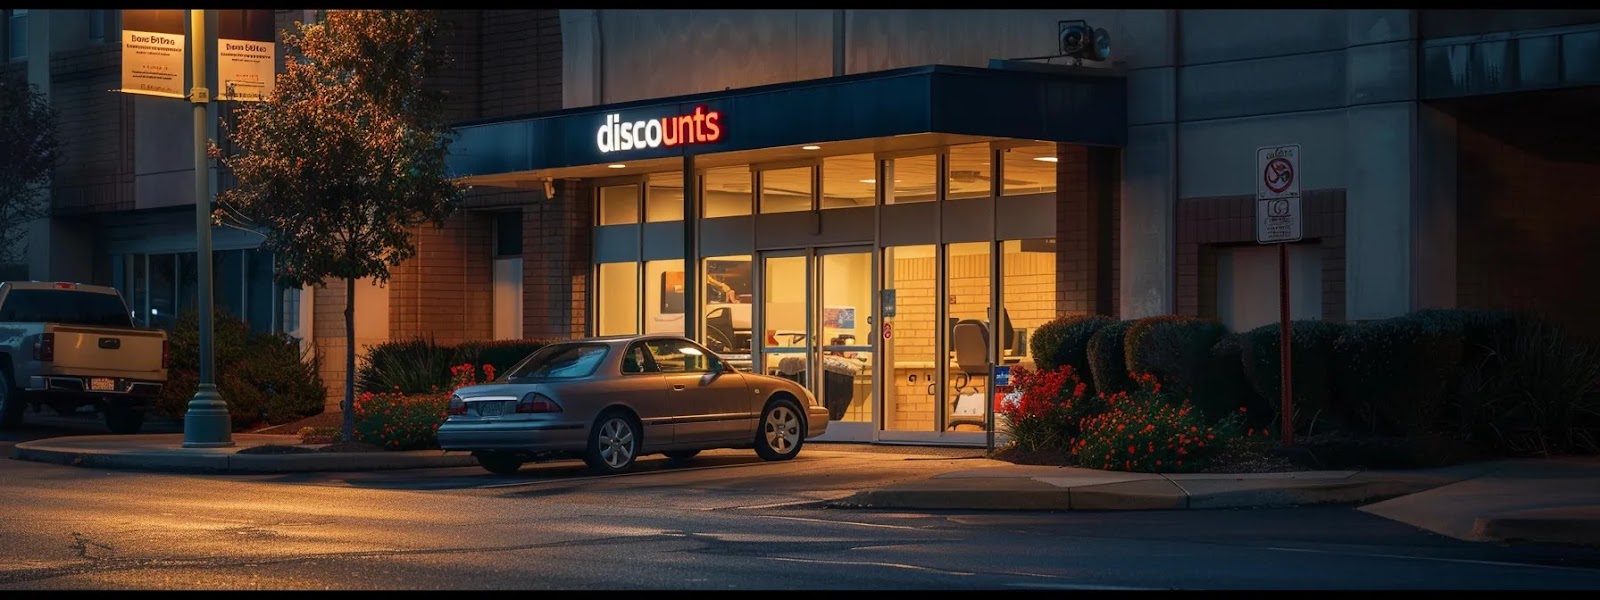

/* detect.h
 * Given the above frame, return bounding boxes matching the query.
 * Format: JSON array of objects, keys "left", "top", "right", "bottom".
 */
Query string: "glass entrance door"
[{"left": 755, "top": 246, "right": 876, "bottom": 442}]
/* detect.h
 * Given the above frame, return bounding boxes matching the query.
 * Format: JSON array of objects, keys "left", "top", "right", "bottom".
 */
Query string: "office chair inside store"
[{"left": 949, "top": 319, "right": 990, "bottom": 430}]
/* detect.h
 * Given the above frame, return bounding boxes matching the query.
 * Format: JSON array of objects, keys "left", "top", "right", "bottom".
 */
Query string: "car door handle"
[{"left": 672, "top": 384, "right": 686, "bottom": 391}]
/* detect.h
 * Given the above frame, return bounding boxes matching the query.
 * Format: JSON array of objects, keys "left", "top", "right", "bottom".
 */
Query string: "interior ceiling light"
[
  {"left": 801, "top": 145, "right": 822, "bottom": 150},
  {"left": 607, "top": 164, "right": 626, "bottom": 169},
  {"left": 1034, "top": 156, "right": 1059, "bottom": 163},
  {"left": 859, "top": 179, "right": 876, "bottom": 184}
]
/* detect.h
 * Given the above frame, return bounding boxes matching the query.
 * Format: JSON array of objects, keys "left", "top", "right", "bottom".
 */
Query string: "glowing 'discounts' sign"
[{"left": 597, "top": 106, "right": 723, "bottom": 153}]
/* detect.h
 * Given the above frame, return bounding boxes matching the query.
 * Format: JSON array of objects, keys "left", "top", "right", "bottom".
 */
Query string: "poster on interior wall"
[
  {"left": 121, "top": 10, "right": 188, "bottom": 98},
  {"left": 216, "top": 9, "right": 276, "bottom": 101},
  {"left": 823, "top": 307, "right": 856, "bottom": 330}
]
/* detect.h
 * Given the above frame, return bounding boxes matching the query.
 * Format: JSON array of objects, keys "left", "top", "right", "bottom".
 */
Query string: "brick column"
[
  {"left": 523, "top": 179, "right": 592, "bottom": 339},
  {"left": 1055, "top": 144, "right": 1121, "bottom": 318}
]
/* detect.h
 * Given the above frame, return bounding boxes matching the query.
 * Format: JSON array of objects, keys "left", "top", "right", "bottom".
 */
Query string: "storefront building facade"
[{"left": 8, "top": 10, "right": 1600, "bottom": 432}]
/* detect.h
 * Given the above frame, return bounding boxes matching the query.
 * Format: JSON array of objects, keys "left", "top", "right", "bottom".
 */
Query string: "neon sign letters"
[{"left": 596, "top": 106, "right": 722, "bottom": 153}]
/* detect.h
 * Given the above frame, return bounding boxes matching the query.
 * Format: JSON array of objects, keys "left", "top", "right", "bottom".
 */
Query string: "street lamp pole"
[{"left": 182, "top": 8, "right": 233, "bottom": 448}]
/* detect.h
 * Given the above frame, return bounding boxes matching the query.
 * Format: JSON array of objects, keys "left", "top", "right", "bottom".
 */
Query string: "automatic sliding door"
[
  {"left": 816, "top": 248, "right": 873, "bottom": 425},
  {"left": 759, "top": 253, "right": 810, "bottom": 390}
]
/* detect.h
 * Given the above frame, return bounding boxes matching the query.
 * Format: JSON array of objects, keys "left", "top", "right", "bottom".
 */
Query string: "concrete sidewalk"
[
  {"left": 1360, "top": 457, "right": 1600, "bottom": 547},
  {"left": 9, "top": 433, "right": 478, "bottom": 473}
]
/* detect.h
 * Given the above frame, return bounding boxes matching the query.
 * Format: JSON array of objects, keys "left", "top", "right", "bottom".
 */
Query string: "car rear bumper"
[
  {"left": 26, "top": 376, "right": 162, "bottom": 401},
  {"left": 436, "top": 420, "right": 589, "bottom": 452}
]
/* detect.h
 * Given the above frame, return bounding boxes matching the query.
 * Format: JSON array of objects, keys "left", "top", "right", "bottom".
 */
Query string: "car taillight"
[
  {"left": 35, "top": 333, "right": 54, "bottom": 362},
  {"left": 448, "top": 395, "right": 466, "bottom": 416},
  {"left": 516, "top": 392, "right": 562, "bottom": 414},
  {"left": 161, "top": 340, "right": 170, "bottom": 369}
]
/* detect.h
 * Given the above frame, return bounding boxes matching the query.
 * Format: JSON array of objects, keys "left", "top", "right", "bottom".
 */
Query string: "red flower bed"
[
  {"left": 1072, "top": 373, "right": 1268, "bottom": 473},
  {"left": 353, "top": 363, "right": 491, "bottom": 450}
]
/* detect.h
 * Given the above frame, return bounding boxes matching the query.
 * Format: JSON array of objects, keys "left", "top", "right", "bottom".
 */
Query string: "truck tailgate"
[{"left": 44, "top": 324, "right": 166, "bottom": 378}]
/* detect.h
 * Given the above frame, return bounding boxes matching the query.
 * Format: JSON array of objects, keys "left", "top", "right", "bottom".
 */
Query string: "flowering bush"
[
  {"left": 1073, "top": 373, "right": 1269, "bottom": 473},
  {"left": 353, "top": 363, "right": 492, "bottom": 450},
  {"left": 999, "top": 365, "right": 1104, "bottom": 452}
]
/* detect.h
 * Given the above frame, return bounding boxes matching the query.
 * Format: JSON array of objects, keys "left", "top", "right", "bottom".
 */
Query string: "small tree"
[
  {"left": 212, "top": 10, "right": 466, "bottom": 442},
  {"left": 0, "top": 76, "right": 61, "bottom": 269}
]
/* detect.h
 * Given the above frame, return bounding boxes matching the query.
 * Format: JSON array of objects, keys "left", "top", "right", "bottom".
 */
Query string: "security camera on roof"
[{"left": 1058, "top": 20, "right": 1111, "bottom": 63}]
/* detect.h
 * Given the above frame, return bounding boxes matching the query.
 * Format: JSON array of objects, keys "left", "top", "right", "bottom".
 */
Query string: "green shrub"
[
  {"left": 1332, "top": 315, "right": 1465, "bottom": 437},
  {"left": 1073, "top": 373, "right": 1264, "bottom": 473},
  {"left": 1451, "top": 315, "right": 1600, "bottom": 456},
  {"left": 360, "top": 337, "right": 554, "bottom": 394},
  {"left": 1127, "top": 317, "right": 1242, "bottom": 419},
  {"left": 454, "top": 339, "right": 552, "bottom": 378},
  {"left": 1123, "top": 315, "right": 1196, "bottom": 376},
  {"left": 1087, "top": 320, "right": 1135, "bottom": 395},
  {"left": 357, "top": 338, "right": 459, "bottom": 395},
  {"left": 1029, "top": 315, "right": 1114, "bottom": 395},
  {"left": 1209, "top": 333, "right": 1267, "bottom": 424},
  {"left": 158, "top": 312, "right": 326, "bottom": 431},
  {"left": 1238, "top": 320, "right": 1349, "bottom": 434}
]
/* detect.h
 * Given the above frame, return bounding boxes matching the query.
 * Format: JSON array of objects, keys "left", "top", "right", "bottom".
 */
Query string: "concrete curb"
[
  {"left": 10, "top": 440, "right": 479, "bottom": 474},
  {"left": 829, "top": 473, "right": 1446, "bottom": 512},
  {"left": 1473, "top": 509, "right": 1600, "bottom": 548}
]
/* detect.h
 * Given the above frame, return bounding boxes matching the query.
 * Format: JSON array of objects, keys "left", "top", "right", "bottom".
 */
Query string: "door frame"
[{"left": 753, "top": 244, "right": 878, "bottom": 443}]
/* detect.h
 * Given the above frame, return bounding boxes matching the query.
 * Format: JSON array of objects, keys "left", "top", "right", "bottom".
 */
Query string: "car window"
[
  {"left": 621, "top": 343, "right": 655, "bottom": 374},
  {"left": 504, "top": 344, "right": 609, "bottom": 381},
  {"left": 644, "top": 339, "right": 719, "bottom": 373},
  {"left": 0, "top": 289, "right": 133, "bottom": 327}
]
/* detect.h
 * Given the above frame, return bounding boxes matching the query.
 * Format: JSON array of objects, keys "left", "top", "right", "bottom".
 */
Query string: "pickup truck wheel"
[
  {"left": 104, "top": 404, "right": 145, "bottom": 435},
  {"left": 0, "top": 370, "right": 22, "bottom": 430}
]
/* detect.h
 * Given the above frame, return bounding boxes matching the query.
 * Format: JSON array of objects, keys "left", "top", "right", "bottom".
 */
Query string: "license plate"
[
  {"left": 475, "top": 402, "right": 505, "bottom": 417},
  {"left": 89, "top": 378, "right": 116, "bottom": 391}
]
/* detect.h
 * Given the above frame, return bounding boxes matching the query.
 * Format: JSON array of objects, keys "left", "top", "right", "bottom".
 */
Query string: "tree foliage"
[
  {"left": 0, "top": 76, "right": 60, "bottom": 266},
  {"left": 211, "top": 9, "right": 466, "bottom": 289},
  {"left": 211, "top": 10, "right": 467, "bottom": 441}
]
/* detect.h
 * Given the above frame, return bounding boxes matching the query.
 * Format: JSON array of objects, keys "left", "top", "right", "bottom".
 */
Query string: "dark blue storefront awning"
[{"left": 447, "top": 63, "right": 1126, "bottom": 178}]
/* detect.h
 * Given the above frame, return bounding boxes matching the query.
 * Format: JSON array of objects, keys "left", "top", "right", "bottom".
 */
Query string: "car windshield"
[{"left": 503, "top": 343, "right": 609, "bottom": 381}]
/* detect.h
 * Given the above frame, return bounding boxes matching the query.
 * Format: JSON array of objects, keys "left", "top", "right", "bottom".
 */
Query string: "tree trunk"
[{"left": 342, "top": 276, "right": 356, "bottom": 443}]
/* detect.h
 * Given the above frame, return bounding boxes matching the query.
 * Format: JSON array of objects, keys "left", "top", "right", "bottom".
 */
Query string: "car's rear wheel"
[
  {"left": 754, "top": 398, "right": 804, "bottom": 461},
  {"left": 663, "top": 449, "right": 700, "bottom": 462},
  {"left": 477, "top": 452, "right": 523, "bottom": 475},
  {"left": 584, "top": 411, "right": 640, "bottom": 475},
  {"left": 0, "top": 370, "right": 22, "bottom": 431}
]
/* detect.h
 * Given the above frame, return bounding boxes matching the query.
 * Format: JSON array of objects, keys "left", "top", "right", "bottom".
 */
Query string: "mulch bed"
[
  {"left": 990, "top": 444, "right": 1302, "bottom": 474},
  {"left": 252, "top": 411, "right": 346, "bottom": 435}
]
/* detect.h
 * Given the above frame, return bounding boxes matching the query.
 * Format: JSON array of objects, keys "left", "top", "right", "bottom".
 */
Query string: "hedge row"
[
  {"left": 357, "top": 337, "right": 556, "bottom": 394},
  {"left": 1027, "top": 310, "right": 1600, "bottom": 456}
]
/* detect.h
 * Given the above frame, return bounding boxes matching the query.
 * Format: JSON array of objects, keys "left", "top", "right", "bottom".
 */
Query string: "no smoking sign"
[{"left": 1256, "top": 144, "right": 1302, "bottom": 244}]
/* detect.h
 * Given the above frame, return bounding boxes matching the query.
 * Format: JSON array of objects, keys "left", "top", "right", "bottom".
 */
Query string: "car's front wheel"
[
  {"left": 754, "top": 398, "right": 804, "bottom": 461},
  {"left": 584, "top": 411, "right": 640, "bottom": 475},
  {"left": 476, "top": 452, "right": 523, "bottom": 475}
]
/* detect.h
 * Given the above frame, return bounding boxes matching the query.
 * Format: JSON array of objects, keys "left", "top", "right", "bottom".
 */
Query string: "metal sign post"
[{"left": 1256, "top": 144, "right": 1302, "bottom": 448}]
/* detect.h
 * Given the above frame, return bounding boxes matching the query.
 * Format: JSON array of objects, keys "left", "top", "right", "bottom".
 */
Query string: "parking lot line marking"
[
  {"left": 759, "top": 555, "right": 976, "bottom": 576},
  {"left": 753, "top": 514, "right": 923, "bottom": 530}
]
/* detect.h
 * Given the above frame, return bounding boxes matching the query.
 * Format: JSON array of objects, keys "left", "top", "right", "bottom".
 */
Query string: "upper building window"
[
  {"left": 1001, "top": 143, "right": 1059, "bottom": 196},
  {"left": 8, "top": 10, "right": 28, "bottom": 61},
  {"left": 88, "top": 10, "right": 106, "bottom": 43}
]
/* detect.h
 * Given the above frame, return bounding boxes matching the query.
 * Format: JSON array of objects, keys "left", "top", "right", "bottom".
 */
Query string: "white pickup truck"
[{"left": 0, "top": 281, "right": 169, "bottom": 434}]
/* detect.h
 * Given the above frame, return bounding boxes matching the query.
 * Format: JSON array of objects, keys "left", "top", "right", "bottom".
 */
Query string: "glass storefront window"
[
  {"left": 945, "top": 241, "right": 992, "bottom": 433},
  {"left": 759, "top": 166, "right": 813, "bottom": 214},
  {"left": 1001, "top": 143, "right": 1058, "bottom": 196},
  {"left": 643, "top": 259, "right": 686, "bottom": 336},
  {"left": 598, "top": 184, "right": 640, "bottom": 225},
  {"left": 1000, "top": 239, "right": 1057, "bottom": 364},
  {"left": 216, "top": 249, "right": 244, "bottom": 322},
  {"left": 885, "top": 154, "right": 937, "bottom": 204},
  {"left": 644, "top": 172, "right": 684, "bottom": 223},
  {"left": 947, "top": 143, "right": 993, "bottom": 200},
  {"left": 820, "top": 154, "right": 876, "bottom": 209},
  {"left": 703, "top": 166, "right": 752, "bottom": 218},
  {"left": 148, "top": 254, "right": 176, "bottom": 331},
  {"left": 244, "top": 248, "right": 278, "bottom": 334},
  {"left": 596, "top": 262, "right": 639, "bottom": 336},
  {"left": 703, "top": 255, "right": 753, "bottom": 356}
]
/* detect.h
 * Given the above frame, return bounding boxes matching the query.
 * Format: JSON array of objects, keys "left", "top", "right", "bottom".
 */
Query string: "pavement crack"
[{"left": 68, "top": 532, "right": 114, "bottom": 561}]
